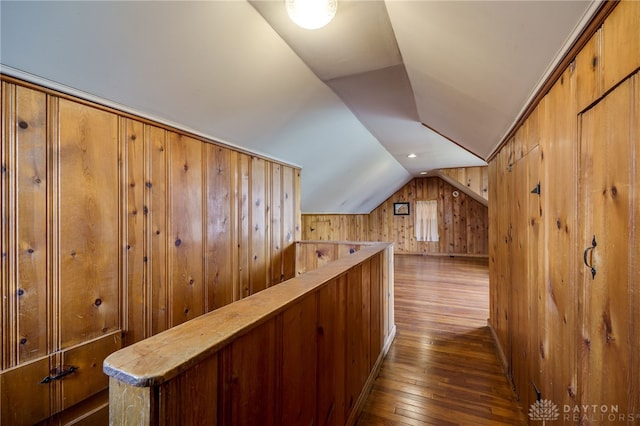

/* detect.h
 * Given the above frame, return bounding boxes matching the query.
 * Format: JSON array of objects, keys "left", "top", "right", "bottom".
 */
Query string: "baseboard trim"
[
  {"left": 347, "top": 324, "right": 397, "bottom": 426},
  {"left": 487, "top": 321, "right": 509, "bottom": 375}
]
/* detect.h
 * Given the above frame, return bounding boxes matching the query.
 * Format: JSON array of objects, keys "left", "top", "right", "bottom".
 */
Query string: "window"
[{"left": 415, "top": 200, "right": 439, "bottom": 242}]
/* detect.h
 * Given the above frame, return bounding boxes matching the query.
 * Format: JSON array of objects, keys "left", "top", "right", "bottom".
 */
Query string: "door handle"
[
  {"left": 583, "top": 235, "right": 597, "bottom": 279},
  {"left": 40, "top": 365, "right": 78, "bottom": 384}
]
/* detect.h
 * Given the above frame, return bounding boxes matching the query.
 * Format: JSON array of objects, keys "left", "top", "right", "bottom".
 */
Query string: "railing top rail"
[{"left": 103, "top": 241, "right": 391, "bottom": 387}]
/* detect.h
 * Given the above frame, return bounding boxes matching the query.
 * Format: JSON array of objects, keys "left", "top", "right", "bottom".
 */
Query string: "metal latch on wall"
[
  {"left": 40, "top": 365, "right": 78, "bottom": 384},
  {"left": 583, "top": 235, "right": 597, "bottom": 279},
  {"left": 531, "top": 182, "right": 541, "bottom": 195}
]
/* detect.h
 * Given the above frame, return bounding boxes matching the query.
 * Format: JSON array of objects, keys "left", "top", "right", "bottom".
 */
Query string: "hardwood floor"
[{"left": 356, "top": 255, "right": 526, "bottom": 425}]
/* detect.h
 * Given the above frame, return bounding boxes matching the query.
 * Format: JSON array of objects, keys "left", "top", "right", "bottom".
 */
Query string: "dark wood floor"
[{"left": 356, "top": 255, "right": 526, "bottom": 425}]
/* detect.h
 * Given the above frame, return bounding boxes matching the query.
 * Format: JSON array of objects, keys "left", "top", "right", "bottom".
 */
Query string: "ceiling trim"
[
  {"left": 486, "top": 0, "right": 618, "bottom": 162},
  {"left": 0, "top": 65, "right": 302, "bottom": 169},
  {"left": 420, "top": 122, "right": 486, "bottom": 163}
]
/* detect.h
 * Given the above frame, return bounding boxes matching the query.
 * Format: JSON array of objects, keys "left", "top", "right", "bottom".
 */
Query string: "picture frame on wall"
[{"left": 393, "top": 202, "right": 410, "bottom": 215}]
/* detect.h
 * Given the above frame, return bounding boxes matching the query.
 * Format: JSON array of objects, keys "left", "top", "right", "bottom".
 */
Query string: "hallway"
[{"left": 356, "top": 255, "right": 526, "bottom": 425}]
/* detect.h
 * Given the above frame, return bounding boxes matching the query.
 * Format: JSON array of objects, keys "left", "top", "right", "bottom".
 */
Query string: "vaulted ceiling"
[{"left": 0, "top": 1, "right": 598, "bottom": 213}]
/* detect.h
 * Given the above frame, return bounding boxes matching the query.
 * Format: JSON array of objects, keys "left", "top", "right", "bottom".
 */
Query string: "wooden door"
[
  {"left": 1, "top": 91, "right": 123, "bottom": 425},
  {"left": 578, "top": 74, "right": 639, "bottom": 416}
]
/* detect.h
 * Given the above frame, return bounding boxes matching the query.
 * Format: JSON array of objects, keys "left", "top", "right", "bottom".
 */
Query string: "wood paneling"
[
  {"left": 104, "top": 243, "right": 394, "bottom": 426},
  {"left": 167, "top": 133, "right": 204, "bottom": 327},
  {"left": 301, "top": 214, "right": 370, "bottom": 241},
  {"left": 250, "top": 157, "right": 268, "bottom": 295},
  {"left": 124, "top": 118, "right": 145, "bottom": 346},
  {"left": 294, "top": 241, "right": 362, "bottom": 275},
  {"left": 1, "top": 76, "right": 301, "bottom": 424},
  {"left": 489, "top": 2, "right": 639, "bottom": 422},
  {"left": 61, "top": 332, "right": 122, "bottom": 410},
  {"left": 602, "top": 0, "right": 640, "bottom": 91},
  {"left": 439, "top": 166, "right": 489, "bottom": 201},
  {"left": 282, "top": 295, "right": 317, "bottom": 425},
  {"left": 205, "top": 145, "right": 235, "bottom": 310},
  {"left": 371, "top": 177, "right": 488, "bottom": 255},
  {"left": 147, "top": 125, "right": 169, "bottom": 336},
  {"left": 14, "top": 85, "right": 48, "bottom": 364},
  {"left": 317, "top": 276, "right": 347, "bottom": 426},
  {"left": 57, "top": 98, "right": 120, "bottom": 348},
  {"left": 579, "top": 75, "right": 638, "bottom": 416},
  {"left": 539, "top": 66, "right": 578, "bottom": 411},
  {"left": 303, "top": 176, "right": 489, "bottom": 256},
  {"left": 160, "top": 354, "right": 218, "bottom": 425},
  {"left": 1, "top": 357, "right": 52, "bottom": 425},
  {"left": 575, "top": 29, "right": 603, "bottom": 112}
]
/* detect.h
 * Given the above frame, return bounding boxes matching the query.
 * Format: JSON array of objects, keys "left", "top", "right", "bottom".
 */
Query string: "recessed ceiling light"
[
  {"left": 419, "top": 171, "right": 428, "bottom": 175},
  {"left": 407, "top": 153, "right": 417, "bottom": 158}
]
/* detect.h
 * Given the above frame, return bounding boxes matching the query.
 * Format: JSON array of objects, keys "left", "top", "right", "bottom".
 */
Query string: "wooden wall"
[
  {"left": 105, "top": 242, "right": 395, "bottom": 426},
  {"left": 439, "top": 166, "right": 489, "bottom": 202},
  {"left": 489, "top": 0, "right": 640, "bottom": 420},
  {"left": 302, "top": 176, "right": 489, "bottom": 256},
  {"left": 301, "top": 214, "right": 370, "bottom": 242},
  {"left": 0, "top": 77, "right": 301, "bottom": 425}
]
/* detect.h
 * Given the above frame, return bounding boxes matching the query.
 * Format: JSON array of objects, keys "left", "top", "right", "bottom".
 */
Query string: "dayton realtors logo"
[
  {"left": 529, "top": 399, "right": 560, "bottom": 425},
  {"left": 529, "top": 400, "right": 640, "bottom": 424}
]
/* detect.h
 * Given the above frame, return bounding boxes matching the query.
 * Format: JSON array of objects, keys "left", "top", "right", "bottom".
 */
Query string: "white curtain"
[{"left": 415, "top": 200, "right": 439, "bottom": 242}]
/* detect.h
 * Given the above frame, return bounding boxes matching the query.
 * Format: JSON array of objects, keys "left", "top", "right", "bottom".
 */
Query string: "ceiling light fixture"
[
  {"left": 286, "top": 0, "right": 337, "bottom": 30},
  {"left": 407, "top": 153, "right": 417, "bottom": 158}
]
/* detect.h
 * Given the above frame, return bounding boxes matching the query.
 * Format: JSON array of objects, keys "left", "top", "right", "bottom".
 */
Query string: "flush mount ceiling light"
[
  {"left": 286, "top": 0, "right": 337, "bottom": 30},
  {"left": 407, "top": 153, "right": 417, "bottom": 158}
]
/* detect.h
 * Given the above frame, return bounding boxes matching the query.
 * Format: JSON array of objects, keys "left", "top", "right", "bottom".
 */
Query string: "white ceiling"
[{"left": 0, "top": 0, "right": 597, "bottom": 213}]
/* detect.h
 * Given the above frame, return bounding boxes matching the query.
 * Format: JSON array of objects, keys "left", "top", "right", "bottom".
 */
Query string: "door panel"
[
  {"left": 579, "top": 75, "right": 636, "bottom": 412},
  {"left": 0, "top": 357, "right": 52, "bottom": 425},
  {"left": 58, "top": 99, "right": 120, "bottom": 348},
  {"left": 61, "top": 331, "right": 122, "bottom": 410}
]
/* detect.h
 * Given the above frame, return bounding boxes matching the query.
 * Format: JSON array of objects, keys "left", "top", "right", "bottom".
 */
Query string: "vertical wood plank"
[
  {"left": 108, "top": 378, "right": 152, "bottom": 426},
  {"left": 539, "top": 67, "right": 578, "bottom": 409},
  {"left": 205, "top": 145, "right": 234, "bottom": 310},
  {"left": 527, "top": 145, "right": 542, "bottom": 411},
  {"left": 224, "top": 320, "right": 277, "bottom": 426},
  {"left": 0, "top": 82, "right": 9, "bottom": 369},
  {"left": 146, "top": 125, "right": 168, "bottom": 335},
  {"left": 282, "top": 166, "right": 297, "bottom": 281},
  {"left": 317, "top": 277, "right": 347, "bottom": 426},
  {"left": 346, "top": 265, "right": 366, "bottom": 417},
  {"left": 123, "top": 118, "right": 146, "bottom": 345},
  {"left": 250, "top": 156, "right": 268, "bottom": 295},
  {"left": 14, "top": 85, "right": 48, "bottom": 363},
  {"left": 270, "top": 163, "right": 284, "bottom": 285},
  {"left": 630, "top": 73, "right": 640, "bottom": 417},
  {"left": 237, "top": 153, "right": 250, "bottom": 299},
  {"left": 167, "top": 133, "right": 203, "bottom": 327},
  {"left": 575, "top": 29, "right": 603, "bottom": 112},
  {"left": 602, "top": 0, "right": 640, "bottom": 91},
  {"left": 510, "top": 155, "right": 529, "bottom": 405},
  {"left": 369, "top": 256, "right": 381, "bottom": 369},
  {"left": 160, "top": 354, "right": 218, "bottom": 425},
  {"left": 58, "top": 99, "right": 119, "bottom": 347},
  {"left": 282, "top": 296, "right": 317, "bottom": 425}
]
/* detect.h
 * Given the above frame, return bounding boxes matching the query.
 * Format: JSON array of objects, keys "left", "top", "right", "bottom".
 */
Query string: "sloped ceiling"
[{"left": 0, "top": 1, "right": 597, "bottom": 213}]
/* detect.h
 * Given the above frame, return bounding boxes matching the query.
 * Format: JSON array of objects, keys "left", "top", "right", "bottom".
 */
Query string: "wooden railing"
[{"left": 104, "top": 242, "right": 395, "bottom": 425}]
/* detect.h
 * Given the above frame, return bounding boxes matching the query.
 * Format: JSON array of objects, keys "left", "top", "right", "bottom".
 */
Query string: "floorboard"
[{"left": 356, "top": 255, "right": 526, "bottom": 426}]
